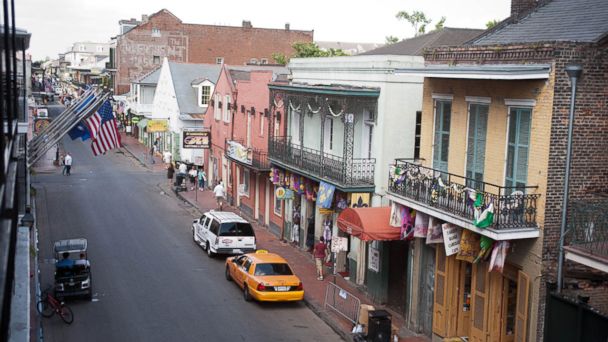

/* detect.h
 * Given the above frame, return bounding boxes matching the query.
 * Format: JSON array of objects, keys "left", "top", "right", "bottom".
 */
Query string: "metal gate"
[
  {"left": 324, "top": 282, "right": 361, "bottom": 325},
  {"left": 545, "top": 292, "right": 608, "bottom": 342}
]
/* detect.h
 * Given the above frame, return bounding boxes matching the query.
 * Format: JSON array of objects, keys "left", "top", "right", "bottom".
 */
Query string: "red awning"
[{"left": 337, "top": 207, "right": 401, "bottom": 241}]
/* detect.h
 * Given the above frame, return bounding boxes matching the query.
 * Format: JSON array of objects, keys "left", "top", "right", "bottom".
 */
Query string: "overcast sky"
[{"left": 17, "top": 0, "right": 511, "bottom": 60}]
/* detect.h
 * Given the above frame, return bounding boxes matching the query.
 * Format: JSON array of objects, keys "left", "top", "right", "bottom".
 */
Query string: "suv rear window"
[
  {"left": 219, "top": 222, "right": 254, "bottom": 237},
  {"left": 254, "top": 263, "right": 293, "bottom": 276}
]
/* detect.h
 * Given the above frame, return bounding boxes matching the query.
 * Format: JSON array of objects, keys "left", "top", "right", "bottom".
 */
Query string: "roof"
[
  {"left": 316, "top": 41, "right": 385, "bottom": 54},
  {"left": 54, "top": 238, "right": 88, "bottom": 253},
  {"left": 360, "top": 27, "right": 485, "bottom": 56},
  {"left": 246, "top": 252, "right": 288, "bottom": 264},
  {"left": 395, "top": 64, "right": 552, "bottom": 80},
  {"left": 168, "top": 62, "right": 221, "bottom": 115},
  {"left": 136, "top": 66, "right": 161, "bottom": 85},
  {"left": 205, "top": 211, "right": 248, "bottom": 224},
  {"left": 471, "top": 0, "right": 608, "bottom": 45},
  {"left": 268, "top": 82, "right": 380, "bottom": 97},
  {"left": 337, "top": 207, "right": 400, "bottom": 241},
  {"left": 227, "top": 65, "right": 289, "bottom": 83}
]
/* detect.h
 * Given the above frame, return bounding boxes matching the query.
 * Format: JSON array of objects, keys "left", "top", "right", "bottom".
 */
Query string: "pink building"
[{"left": 205, "top": 65, "right": 288, "bottom": 234}]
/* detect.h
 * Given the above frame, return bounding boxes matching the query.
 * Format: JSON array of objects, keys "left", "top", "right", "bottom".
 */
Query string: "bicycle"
[{"left": 36, "top": 288, "right": 74, "bottom": 324}]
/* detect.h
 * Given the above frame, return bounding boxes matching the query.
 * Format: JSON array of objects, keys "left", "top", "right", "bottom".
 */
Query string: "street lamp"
[
  {"left": 557, "top": 63, "right": 583, "bottom": 294},
  {"left": 20, "top": 206, "right": 35, "bottom": 229}
]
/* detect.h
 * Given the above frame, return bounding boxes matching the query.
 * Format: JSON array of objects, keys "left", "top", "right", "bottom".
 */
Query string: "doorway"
[{"left": 387, "top": 240, "right": 409, "bottom": 315}]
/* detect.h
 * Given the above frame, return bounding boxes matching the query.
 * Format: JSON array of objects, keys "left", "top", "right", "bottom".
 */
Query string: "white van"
[{"left": 192, "top": 211, "right": 256, "bottom": 257}]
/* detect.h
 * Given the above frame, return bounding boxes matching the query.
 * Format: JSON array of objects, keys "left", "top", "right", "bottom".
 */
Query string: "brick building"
[
  {"left": 114, "top": 9, "right": 313, "bottom": 94},
  {"left": 389, "top": 0, "right": 608, "bottom": 340}
]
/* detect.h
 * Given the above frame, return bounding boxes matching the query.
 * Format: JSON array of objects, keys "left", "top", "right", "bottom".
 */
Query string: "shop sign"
[
  {"left": 442, "top": 223, "right": 462, "bottom": 256},
  {"left": 34, "top": 118, "right": 51, "bottom": 133},
  {"left": 227, "top": 140, "right": 251, "bottom": 164},
  {"left": 331, "top": 236, "right": 348, "bottom": 253},
  {"left": 147, "top": 119, "right": 168, "bottom": 132},
  {"left": 182, "top": 131, "right": 210, "bottom": 149},
  {"left": 131, "top": 116, "right": 141, "bottom": 124},
  {"left": 368, "top": 245, "right": 380, "bottom": 272},
  {"left": 350, "top": 193, "right": 370, "bottom": 208}
]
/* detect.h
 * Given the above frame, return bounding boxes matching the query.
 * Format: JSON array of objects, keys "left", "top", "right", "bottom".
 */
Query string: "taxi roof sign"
[{"left": 256, "top": 250, "right": 268, "bottom": 254}]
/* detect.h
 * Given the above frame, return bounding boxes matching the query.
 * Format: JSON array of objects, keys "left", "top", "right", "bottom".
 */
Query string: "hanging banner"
[
  {"left": 147, "top": 119, "right": 168, "bottom": 132},
  {"left": 183, "top": 130, "right": 210, "bottom": 149},
  {"left": 317, "top": 181, "right": 335, "bottom": 209},
  {"left": 350, "top": 193, "right": 370, "bottom": 208},
  {"left": 442, "top": 223, "right": 462, "bottom": 256},
  {"left": 226, "top": 140, "right": 251, "bottom": 164}
]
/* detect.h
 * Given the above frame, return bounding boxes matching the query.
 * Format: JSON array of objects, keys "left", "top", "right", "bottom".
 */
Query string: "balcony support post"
[
  {"left": 320, "top": 110, "right": 325, "bottom": 177},
  {"left": 343, "top": 112, "right": 355, "bottom": 186}
]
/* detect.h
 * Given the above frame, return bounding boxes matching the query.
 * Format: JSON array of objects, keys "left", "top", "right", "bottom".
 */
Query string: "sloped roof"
[
  {"left": 134, "top": 66, "right": 161, "bottom": 85},
  {"left": 471, "top": 0, "right": 608, "bottom": 45},
  {"left": 360, "top": 27, "right": 485, "bottom": 56},
  {"left": 227, "top": 65, "right": 288, "bottom": 83},
  {"left": 168, "top": 62, "right": 221, "bottom": 115}
]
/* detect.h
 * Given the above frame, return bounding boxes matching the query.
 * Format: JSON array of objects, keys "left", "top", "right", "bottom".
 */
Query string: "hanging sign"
[
  {"left": 183, "top": 130, "right": 210, "bottom": 149},
  {"left": 442, "top": 223, "right": 462, "bottom": 256},
  {"left": 147, "top": 120, "right": 168, "bottom": 132},
  {"left": 368, "top": 245, "right": 380, "bottom": 272},
  {"left": 34, "top": 118, "right": 51, "bottom": 133},
  {"left": 331, "top": 236, "right": 348, "bottom": 253},
  {"left": 227, "top": 140, "right": 251, "bottom": 164}
]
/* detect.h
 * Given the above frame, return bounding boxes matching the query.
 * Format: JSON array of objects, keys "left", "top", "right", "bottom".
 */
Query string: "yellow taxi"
[{"left": 225, "top": 250, "right": 304, "bottom": 302}]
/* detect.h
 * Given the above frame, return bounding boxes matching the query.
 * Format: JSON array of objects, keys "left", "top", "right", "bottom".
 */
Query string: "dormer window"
[
  {"left": 200, "top": 86, "right": 211, "bottom": 106},
  {"left": 193, "top": 79, "right": 215, "bottom": 108}
]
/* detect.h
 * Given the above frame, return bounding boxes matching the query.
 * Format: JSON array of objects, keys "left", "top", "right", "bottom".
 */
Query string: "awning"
[
  {"left": 337, "top": 207, "right": 401, "bottom": 241},
  {"left": 394, "top": 64, "right": 551, "bottom": 80},
  {"left": 136, "top": 118, "right": 149, "bottom": 128}
]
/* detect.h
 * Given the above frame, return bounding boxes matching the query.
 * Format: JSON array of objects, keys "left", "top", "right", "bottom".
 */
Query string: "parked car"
[
  {"left": 225, "top": 250, "right": 304, "bottom": 302},
  {"left": 192, "top": 211, "right": 256, "bottom": 257},
  {"left": 53, "top": 238, "right": 92, "bottom": 300}
]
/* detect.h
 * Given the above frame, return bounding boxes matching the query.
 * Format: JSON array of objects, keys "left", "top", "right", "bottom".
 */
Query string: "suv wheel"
[
  {"left": 192, "top": 228, "right": 198, "bottom": 244},
  {"left": 206, "top": 242, "right": 214, "bottom": 258}
]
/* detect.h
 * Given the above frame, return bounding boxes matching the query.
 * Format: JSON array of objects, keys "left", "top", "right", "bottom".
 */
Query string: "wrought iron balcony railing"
[
  {"left": 567, "top": 200, "right": 608, "bottom": 260},
  {"left": 225, "top": 139, "right": 270, "bottom": 171},
  {"left": 388, "top": 159, "right": 540, "bottom": 230},
  {"left": 269, "top": 136, "right": 375, "bottom": 187}
]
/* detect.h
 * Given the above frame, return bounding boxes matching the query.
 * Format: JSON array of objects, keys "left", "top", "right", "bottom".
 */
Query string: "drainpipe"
[{"left": 556, "top": 64, "right": 582, "bottom": 294}]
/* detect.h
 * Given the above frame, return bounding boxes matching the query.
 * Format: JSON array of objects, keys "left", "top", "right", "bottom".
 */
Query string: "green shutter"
[
  {"left": 433, "top": 101, "right": 451, "bottom": 174},
  {"left": 506, "top": 108, "right": 531, "bottom": 189},
  {"left": 466, "top": 104, "right": 488, "bottom": 189}
]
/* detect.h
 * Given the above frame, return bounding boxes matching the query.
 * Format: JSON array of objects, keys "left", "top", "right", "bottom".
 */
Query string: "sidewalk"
[
  {"left": 120, "top": 132, "right": 430, "bottom": 342},
  {"left": 119, "top": 132, "right": 166, "bottom": 172}
]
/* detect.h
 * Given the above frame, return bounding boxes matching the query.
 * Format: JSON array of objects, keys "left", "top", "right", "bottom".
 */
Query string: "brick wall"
[{"left": 115, "top": 9, "right": 312, "bottom": 94}]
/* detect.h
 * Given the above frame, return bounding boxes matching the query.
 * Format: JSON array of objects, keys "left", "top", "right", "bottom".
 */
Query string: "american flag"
[{"left": 85, "top": 100, "right": 121, "bottom": 156}]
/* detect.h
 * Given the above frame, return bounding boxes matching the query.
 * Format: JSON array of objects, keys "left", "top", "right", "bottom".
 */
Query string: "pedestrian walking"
[
  {"left": 313, "top": 237, "right": 327, "bottom": 280},
  {"left": 213, "top": 180, "right": 225, "bottom": 211},
  {"left": 291, "top": 208, "right": 301, "bottom": 245},
  {"left": 64, "top": 152, "right": 73, "bottom": 176},
  {"left": 166, "top": 163, "right": 175, "bottom": 187},
  {"left": 149, "top": 146, "right": 155, "bottom": 164},
  {"left": 60, "top": 153, "right": 66, "bottom": 175},
  {"left": 198, "top": 168, "right": 206, "bottom": 191},
  {"left": 188, "top": 167, "right": 197, "bottom": 191}
]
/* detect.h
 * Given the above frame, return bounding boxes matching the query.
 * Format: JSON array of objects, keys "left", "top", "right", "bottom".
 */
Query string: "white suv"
[{"left": 192, "top": 211, "right": 256, "bottom": 257}]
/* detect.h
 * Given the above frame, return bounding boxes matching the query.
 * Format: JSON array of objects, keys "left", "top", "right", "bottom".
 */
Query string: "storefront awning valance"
[{"left": 337, "top": 207, "right": 400, "bottom": 241}]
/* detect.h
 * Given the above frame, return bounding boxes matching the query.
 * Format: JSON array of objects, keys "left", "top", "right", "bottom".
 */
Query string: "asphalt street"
[{"left": 33, "top": 105, "right": 340, "bottom": 342}]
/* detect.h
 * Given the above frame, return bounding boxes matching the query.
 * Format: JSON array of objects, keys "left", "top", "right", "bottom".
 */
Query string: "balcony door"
[
  {"left": 505, "top": 108, "right": 531, "bottom": 190},
  {"left": 466, "top": 103, "right": 489, "bottom": 190},
  {"left": 433, "top": 100, "right": 452, "bottom": 174},
  {"left": 290, "top": 109, "right": 301, "bottom": 146}
]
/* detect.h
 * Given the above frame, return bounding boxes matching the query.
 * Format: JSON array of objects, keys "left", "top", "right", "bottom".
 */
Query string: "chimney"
[
  {"left": 242, "top": 20, "right": 252, "bottom": 29},
  {"left": 511, "top": 0, "right": 539, "bottom": 17},
  {"left": 285, "top": 23, "right": 290, "bottom": 31},
  {"left": 142, "top": 14, "right": 149, "bottom": 23}
]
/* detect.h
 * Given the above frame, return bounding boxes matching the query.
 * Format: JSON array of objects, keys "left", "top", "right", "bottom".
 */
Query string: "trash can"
[{"left": 367, "top": 310, "right": 392, "bottom": 342}]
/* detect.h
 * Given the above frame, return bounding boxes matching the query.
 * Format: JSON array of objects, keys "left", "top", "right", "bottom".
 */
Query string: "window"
[
  {"left": 223, "top": 95, "right": 231, "bottom": 122},
  {"left": 260, "top": 116, "right": 265, "bottom": 136},
  {"left": 215, "top": 57, "right": 224, "bottom": 64},
  {"left": 153, "top": 56, "right": 160, "bottom": 64},
  {"left": 96, "top": 46, "right": 104, "bottom": 53},
  {"left": 466, "top": 104, "right": 489, "bottom": 189},
  {"left": 200, "top": 86, "right": 211, "bottom": 106},
  {"left": 363, "top": 110, "right": 374, "bottom": 159},
  {"left": 243, "top": 259, "right": 252, "bottom": 272},
  {"left": 414, "top": 111, "right": 422, "bottom": 159},
  {"left": 433, "top": 100, "right": 452, "bottom": 174},
  {"left": 219, "top": 222, "right": 254, "bottom": 236},
  {"left": 241, "top": 169, "right": 250, "bottom": 197},
  {"left": 152, "top": 28, "right": 161, "bottom": 37},
  {"left": 274, "top": 185, "right": 282, "bottom": 216},
  {"left": 254, "top": 263, "right": 293, "bottom": 276},
  {"left": 324, "top": 118, "right": 334, "bottom": 152},
  {"left": 249, "top": 58, "right": 258, "bottom": 65},
  {"left": 209, "top": 220, "right": 220, "bottom": 235},
  {"left": 506, "top": 107, "right": 532, "bottom": 189},
  {"left": 214, "top": 94, "right": 221, "bottom": 120},
  {"left": 246, "top": 114, "right": 252, "bottom": 147},
  {"left": 260, "top": 58, "right": 269, "bottom": 65}
]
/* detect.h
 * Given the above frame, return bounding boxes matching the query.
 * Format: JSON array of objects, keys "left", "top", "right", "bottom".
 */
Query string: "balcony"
[
  {"left": 269, "top": 136, "right": 375, "bottom": 190},
  {"left": 387, "top": 159, "right": 540, "bottom": 240},
  {"left": 225, "top": 140, "right": 270, "bottom": 171},
  {"left": 564, "top": 199, "right": 608, "bottom": 273}
]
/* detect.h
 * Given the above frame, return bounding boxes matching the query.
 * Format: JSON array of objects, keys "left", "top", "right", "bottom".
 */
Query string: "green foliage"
[
  {"left": 272, "top": 52, "right": 288, "bottom": 65},
  {"left": 486, "top": 19, "right": 500, "bottom": 29},
  {"left": 396, "top": 10, "right": 432, "bottom": 36},
  {"left": 385, "top": 36, "right": 400, "bottom": 45},
  {"left": 271, "top": 42, "right": 349, "bottom": 65},
  {"left": 435, "top": 16, "right": 446, "bottom": 31}
]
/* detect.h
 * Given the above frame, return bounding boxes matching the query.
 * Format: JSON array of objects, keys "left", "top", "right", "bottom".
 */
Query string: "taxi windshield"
[{"left": 254, "top": 263, "right": 293, "bottom": 276}]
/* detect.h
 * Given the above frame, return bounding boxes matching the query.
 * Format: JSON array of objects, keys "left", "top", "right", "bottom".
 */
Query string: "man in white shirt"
[
  {"left": 213, "top": 180, "right": 225, "bottom": 211},
  {"left": 178, "top": 162, "right": 188, "bottom": 175},
  {"left": 64, "top": 152, "right": 73, "bottom": 176}
]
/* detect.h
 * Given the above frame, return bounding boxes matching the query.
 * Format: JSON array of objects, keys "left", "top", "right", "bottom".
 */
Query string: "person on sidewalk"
[
  {"left": 213, "top": 180, "right": 225, "bottom": 211},
  {"left": 64, "top": 152, "right": 73, "bottom": 176},
  {"left": 198, "top": 168, "right": 206, "bottom": 191},
  {"left": 189, "top": 166, "right": 197, "bottom": 191},
  {"left": 60, "top": 153, "right": 66, "bottom": 175},
  {"left": 149, "top": 146, "right": 155, "bottom": 164},
  {"left": 166, "top": 163, "right": 175, "bottom": 187},
  {"left": 291, "top": 208, "right": 301, "bottom": 246},
  {"left": 314, "top": 237, "right": 327, "bottom": 280}
]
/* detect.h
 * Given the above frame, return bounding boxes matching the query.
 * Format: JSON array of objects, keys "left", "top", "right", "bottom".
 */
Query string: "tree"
[
  {"left": 272, "top": 42, "right": 349, "bottom": 65},
  {"left": 272, "top": 53, "right": 288, "bottom": 65},
  {"left": 435, "top": 16, "right": 446, "bottom": 31},
  {"left": 385, "top": 36, "right": 400, "bottom": 45},
  {"left": 486, "top": 19, "right": 500, "bottom": 29},
  {"left": 396, "top": 10, "right": 432, "bottom": 36}
]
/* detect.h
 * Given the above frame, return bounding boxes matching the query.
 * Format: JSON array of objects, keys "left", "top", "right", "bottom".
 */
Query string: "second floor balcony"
[
  {"left": 269, "top": 136, "right": 375, "bottom": 190},
  {"left": 564, "top": 199, "right": 608, "bottom": 273},
  {"left": 387, "top": 159, "right": 541, "bottom": 239},
  {"left": 225, "top": 139, "right": 270, "bottom": 171}
]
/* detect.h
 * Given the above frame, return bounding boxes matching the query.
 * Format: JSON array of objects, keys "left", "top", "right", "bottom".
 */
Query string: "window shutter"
[
  {"left": 514, "top": 271, "right": 530, "bottom": 342},
  {"left": 470, "top": 262, "right": 489, "bottom": 342},
  {"left": 433, "top": 247, "right": 448, "bottom": 336}
]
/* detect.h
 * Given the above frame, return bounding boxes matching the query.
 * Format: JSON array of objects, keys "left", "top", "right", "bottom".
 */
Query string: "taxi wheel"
[
  {"left": 243, "top": 285, "right": 252, "bottom": 302},
  {"left": 225, "top": 267, "right": 232, "bottom": 281}
]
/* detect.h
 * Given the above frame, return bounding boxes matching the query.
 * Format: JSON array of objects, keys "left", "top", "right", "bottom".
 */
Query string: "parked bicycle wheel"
[
  {"left": 59, "top": 305, "right": 74, "bottom": 324},
  {"left": 36, "top": 299, "right": 54, "bottom": 318}
]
